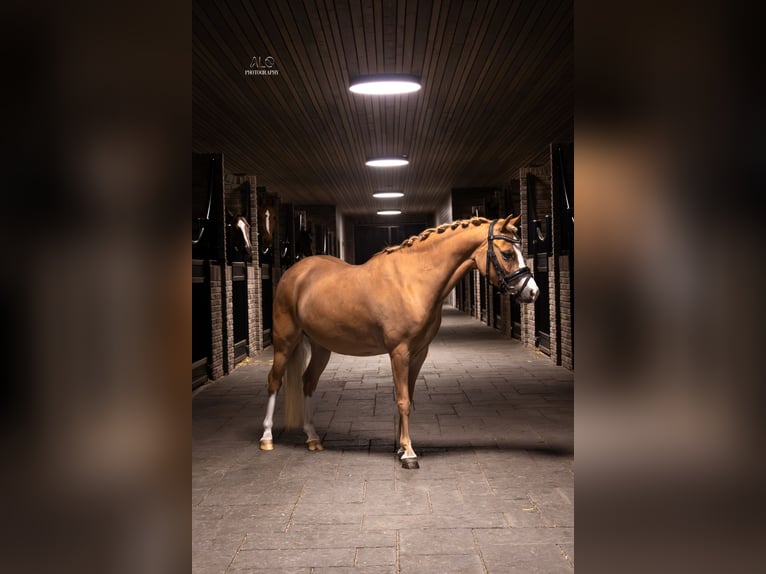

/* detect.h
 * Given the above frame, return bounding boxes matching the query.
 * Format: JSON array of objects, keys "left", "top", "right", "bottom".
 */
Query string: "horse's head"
[
  {"left": 226, "top": 211, "right": 253, "bottom": 260},
  {"left": 478, "top": 214, "right": 539, "bottom": 304}
]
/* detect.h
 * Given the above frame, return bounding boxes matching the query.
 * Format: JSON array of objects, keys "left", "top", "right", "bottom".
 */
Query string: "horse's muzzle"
[
  {"left": 510, "top": 275, "right": 539, "bottom": 304},
  {"left": 515, "top": 281, "right": 540, "bottom": 304}
]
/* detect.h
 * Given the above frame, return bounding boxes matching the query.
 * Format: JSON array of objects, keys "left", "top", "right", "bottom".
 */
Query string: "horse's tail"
[{"left": 283, "top": 335, "right": 309, "bottom": 430}]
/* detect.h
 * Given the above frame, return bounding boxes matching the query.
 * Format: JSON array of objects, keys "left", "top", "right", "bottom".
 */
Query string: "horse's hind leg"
[
  {"left": 259, "top": 349, "right": 289, "bottom": 450},
  {"left": 302, "top": 340, "right": 331, "bottom": 451},
  {"left": 259, "top": 322, "right": 301, "bottom": 450}
]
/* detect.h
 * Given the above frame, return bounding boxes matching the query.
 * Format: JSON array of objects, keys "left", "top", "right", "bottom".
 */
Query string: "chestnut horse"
[{"left": 259, "top": 215, "right": 539, "bottom": 468}]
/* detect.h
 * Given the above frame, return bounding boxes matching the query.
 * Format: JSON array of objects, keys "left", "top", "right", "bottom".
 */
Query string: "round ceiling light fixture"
[
  {"left": 373, "top": 191, "right": 404, "bottom": 198},
  {"left": 377, "top": 210, "right": 402, "bottom": 216},
  {"left": 365, "top": 156, "right": 409, "bottom": 167},
  {"left": 349, "top": 74, "right": 421, "bottom": 95}
]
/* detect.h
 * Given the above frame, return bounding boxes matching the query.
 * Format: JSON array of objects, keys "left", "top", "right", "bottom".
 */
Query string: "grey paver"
[
  {"left": 313, "top": 567, "right": 395, "bottom": 574},
  {"left": 480, "top": 542, "right": 573, "bottom": 572},
  {"left": 399, "top": 527, "right": 476, "bottom": 555},
  {"left": 399, "top": 553, "right": 485, "bottom": 574},
  {"left": 240, "top": 524, "right": 396, "bottom": 551},
  {"left": 290, "top": 502, "right": 364, "bottom": 526},
  {"left": 193, "top": 306, "right": 573, "bottom": 573},
  {"left": 229, "top": 547, "right": 355, "bottom": 570},
  {"left": 355, "top": 546, "right": 397, "bottom": 566}
]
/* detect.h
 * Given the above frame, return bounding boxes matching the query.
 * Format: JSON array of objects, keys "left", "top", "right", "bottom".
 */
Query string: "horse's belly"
[{"left": 302, "top": 323, "right": 387, "bottom": 356}]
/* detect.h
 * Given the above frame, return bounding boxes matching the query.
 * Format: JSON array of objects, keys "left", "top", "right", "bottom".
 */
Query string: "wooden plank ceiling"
[{"left": 193, "top": 0, "right": 572, "bottom": 215}]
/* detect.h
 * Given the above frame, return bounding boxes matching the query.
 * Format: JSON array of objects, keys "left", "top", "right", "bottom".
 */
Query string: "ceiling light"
[
  {"left": 373, "top": 191, "right": 404, "bottom": 198},
  {"left": 365, "top": 156, "right": 409, "bottom": 167},
  {"left": 349, "top": 74, "right": 421, "bottom": 95},
  {"left": 377, "top": 210, "right": 402, "bottom": 215}
]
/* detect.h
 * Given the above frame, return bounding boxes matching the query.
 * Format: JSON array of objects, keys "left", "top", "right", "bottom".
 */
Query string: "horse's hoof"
[
  {"left": 307, "top": 439, "right": 324, "bottom": 452},
  {"left": 401, "top": 458, "right": 420, "bottom": 470},
  {"left": 260, "top": 440, "right": 274, "bottom": 451}
]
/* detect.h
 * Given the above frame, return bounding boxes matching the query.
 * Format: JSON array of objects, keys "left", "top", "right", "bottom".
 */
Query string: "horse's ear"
[{"left": 501, "top": 214, "right": 521, "bottom": 231}]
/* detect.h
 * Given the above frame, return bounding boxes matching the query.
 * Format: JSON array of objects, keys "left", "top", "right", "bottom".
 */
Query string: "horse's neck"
[{"left": 386, "top": 223, "right": 486, "bottom": 306}]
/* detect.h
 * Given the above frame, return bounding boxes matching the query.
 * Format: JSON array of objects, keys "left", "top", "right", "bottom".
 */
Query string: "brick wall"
[
  {"left": 208, "top": 263, "right": 224, "bottom": 380},
  {"left": 247, "top": 269, "right": 261, "bottom": 352},
  {"left": 247, "top": 178, "right": 263, "bottom": 354},
  {"left": 223, "top": 264, "right": 234, "bottom": 371},
  {"left": 473, "top": 269, "right": 481, "bottom": 321},
  {"left": 559, "top": 255, "right": 573, "bottom": 369},
  {"left": 548, "top": 253, "right": 558, "bottom": 361},
  {"left": 520, "top": 294, "right": 535, "bottom": 348}
]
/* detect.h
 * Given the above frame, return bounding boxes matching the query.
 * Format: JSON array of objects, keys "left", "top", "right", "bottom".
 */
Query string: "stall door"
[
  {"left": 261, "top": 261, "right": 273, "bottom": 347},
  {"left": 232, "top": 262, "right": 248, "bottom": 364},
  {"left": 527, "top": 173, "right": 552, "bottom": 355},
  {"left": 534, "top": 254, "right": 551, "bottom": 355}
]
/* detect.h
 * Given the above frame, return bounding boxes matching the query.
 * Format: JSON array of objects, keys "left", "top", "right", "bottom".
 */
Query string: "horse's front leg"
[{"left": 391, "top": 346, "right": 419, "bottom": 469}]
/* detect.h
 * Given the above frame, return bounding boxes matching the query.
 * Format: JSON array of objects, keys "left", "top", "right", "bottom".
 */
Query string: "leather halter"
[{"left": 485, "top": 220, "right": 533, "bottom": 296}]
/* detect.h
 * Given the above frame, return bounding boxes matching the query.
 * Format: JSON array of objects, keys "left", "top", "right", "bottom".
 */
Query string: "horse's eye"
[{"left": 501, "top": 250, "right": 513, "bottom": 260}]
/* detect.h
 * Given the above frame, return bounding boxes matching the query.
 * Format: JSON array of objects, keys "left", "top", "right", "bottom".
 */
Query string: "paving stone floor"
[{"left": 193, "top": 306, "right": 574, "bottom": 573}]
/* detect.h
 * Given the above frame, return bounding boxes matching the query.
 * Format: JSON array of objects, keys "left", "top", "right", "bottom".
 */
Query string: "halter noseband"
[{"left": 485, "top": 220, "right": 533, "bottom": 296}]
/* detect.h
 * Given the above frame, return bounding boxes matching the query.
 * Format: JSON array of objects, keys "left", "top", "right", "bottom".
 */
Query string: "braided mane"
[{"left": 382, "top": 216, "right": 490, "bottom": 254}]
